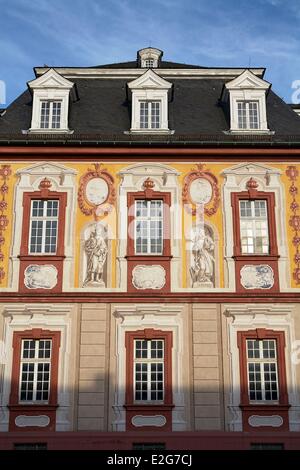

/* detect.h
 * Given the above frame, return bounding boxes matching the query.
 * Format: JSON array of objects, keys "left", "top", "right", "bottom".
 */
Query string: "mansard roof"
[{"left": 1, "top": 54, "right": 300, "bottom": 146}]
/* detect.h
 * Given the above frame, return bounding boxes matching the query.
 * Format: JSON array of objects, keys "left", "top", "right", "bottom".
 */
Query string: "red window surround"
[
  {"left": 127, "top": 181, "right": 171, "bottom": 292},
  {"left": 237, "top": 329, "right": 290, "bottom": 432},
  {"left": 125, "top": 329, "right": 173, "bottom": 431},
  {"left": 8, "top": 329, "right": 61, "bottom": 432},
  {"left": 19, "top": 181, "right": 67, "bottom": 293},
  {"left": 231, "top": 183, "right": 279, "bottom": 293}
]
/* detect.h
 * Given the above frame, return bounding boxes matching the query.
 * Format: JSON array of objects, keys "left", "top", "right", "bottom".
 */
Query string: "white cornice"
[
  {"left": 223, "top": 304, "right": 292, "bottom": 318},
  {"left": 34, "top": 67, "right": 265, "bottom": 80},
  {"left": 2, "top": 304, "right": 73, "bottom": 318}
]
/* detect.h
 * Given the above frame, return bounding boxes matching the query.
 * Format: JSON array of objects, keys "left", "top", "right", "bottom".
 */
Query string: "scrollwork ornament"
[
  {"left": 78, "top": 163, "right": 116, "bottom": 218},
  {"left": 182, "top": 163, "right": 220, "bottom": 216}
]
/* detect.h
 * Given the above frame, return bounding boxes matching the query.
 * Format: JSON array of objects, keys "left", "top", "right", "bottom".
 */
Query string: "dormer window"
[
  {"left": 127, "top": 69, "right": 173, "bottom": 134},
  {"left": 28, "top": 68, "right": 75, "bottom": 134},
  {"left": 137, "top": 47, "right": 163, "bottom": 68},
  {"left": 237, "top": 101, "right": 259, "bottom": 130},
  {"left": 144, "top": 59, "right": 154, "bottom": 68},
  {"left": 40, "top": 101, "right": 62, "bottom": 129},
  {"left": 223, "top": 70, "right": 272, "bottom": 134}
]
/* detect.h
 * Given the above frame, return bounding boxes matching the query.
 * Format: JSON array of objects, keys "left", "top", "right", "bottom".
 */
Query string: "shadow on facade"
[{"left": 1, "top": 375, "right": 300, "bottom": 450}]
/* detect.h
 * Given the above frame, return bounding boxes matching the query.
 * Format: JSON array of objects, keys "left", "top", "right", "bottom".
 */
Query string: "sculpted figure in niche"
[
  {"left": 83, "top": 224, "right": 108, "bottom": 287},
  {"left": 190, "top": 226, "right": 215, "bottom": 288}
]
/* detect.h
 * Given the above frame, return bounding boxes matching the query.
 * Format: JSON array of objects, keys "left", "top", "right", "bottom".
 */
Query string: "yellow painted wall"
[{"left": 0, "top": 160, "right": 299, "bottom": 289}]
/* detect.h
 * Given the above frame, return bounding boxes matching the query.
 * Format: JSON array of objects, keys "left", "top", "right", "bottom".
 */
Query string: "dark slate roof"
[
  {"left": 95, "top": 60, "right": 206, "bottom": 69},
  {"left": 1, "top": 74, "right": 300, "bottom": 146}
]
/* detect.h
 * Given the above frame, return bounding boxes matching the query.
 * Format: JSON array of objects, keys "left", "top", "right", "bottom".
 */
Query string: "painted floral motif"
[
  {"left": 0, "top": 164, "right": 11, "bottom": 284},
  {"left": 286, "top": 166, "right": 300, "bottom": 284}
]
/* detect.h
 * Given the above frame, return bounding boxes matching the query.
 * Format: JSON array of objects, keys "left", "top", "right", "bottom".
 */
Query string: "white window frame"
[
  {"left": 19, "top": 339, "right": 52, "bottom": 404},
  {"left": 230, "top": 91, "right": 269, "bottom": 132},
  {"left": 131, "top": 90, "right": 169, "bottom": 132},
  {"left": 246, "top": 339, "right": 279, "bottom": 403},
  {"left": 237, "top": 101, "right": 259, "bottom": 130},
  {"left": 239, "top": 199, "right": 269, "bottom": 254},
  {"left": 133, "top": 339, "right": 164, "bottom": 403},
  {"left": 29, "top": 199, "right": 59, "bottom": 254},
  {"left": 139, "top": 101, "right": 161, "bottom": 129},
  {"left": 40, "top": 100, "right": 62, "bottom": 129},
  {"left": 134, "top": 199, "right": 163, "bottom": 255},
  {"left": 30, "top": 89, "right": 70, "bottom": 133}
]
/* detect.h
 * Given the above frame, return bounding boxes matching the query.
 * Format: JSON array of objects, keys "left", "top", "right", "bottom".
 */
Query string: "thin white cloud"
[{"left": 1, "top": 0, "right": 300, "bottom": 103}]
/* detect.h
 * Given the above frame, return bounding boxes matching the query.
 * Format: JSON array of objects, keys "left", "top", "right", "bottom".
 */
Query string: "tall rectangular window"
[
  {"left": 247, "top": 339, "right": 279, "bottom": 402},
  {"left": 239, "top": 199, "right": 269, "bottom": 254},
  {"left": 29, "top": 199, "right": 59, "bottom": 254},
  {"left": 237, "top": 101, "right": 259, "bottom": 129},
  {"left": 40, "top": 101, "right": 61, "bottom": 129},
  {"left": 19, "top": 339, "right": 52, "bottom": 403},
  {"left": 135, "top": 200, "right": 163, "bottom": 254},
  {"left": 139, "top": 101, "right": 161, "bottom": 129},
  {"left": 134, "top": 339, "right": 164, "bottom": 402}
]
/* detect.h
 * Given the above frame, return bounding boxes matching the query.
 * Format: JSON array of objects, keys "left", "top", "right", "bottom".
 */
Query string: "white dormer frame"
[
  {"left": 127, "top": 69, "right": 174, "bottom": 134},
  {"left": 28, "top": 68, "right": 75, "bottom": 134},
  {"left": 138, "top": 47, "right": 163, "bottom": 68},
  {"left": 224, "top": 70, "right": 272, "bottom": 134}
]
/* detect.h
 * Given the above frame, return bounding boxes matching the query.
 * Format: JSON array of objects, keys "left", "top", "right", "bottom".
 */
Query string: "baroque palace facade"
[{"left": 0, "top": 47, "right": 300, "bottom": 449}]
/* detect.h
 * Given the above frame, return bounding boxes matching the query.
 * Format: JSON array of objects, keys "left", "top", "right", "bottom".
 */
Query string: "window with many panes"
[
  {"left": 134, "top": 339, "right": 164, "bottom": 402},
  {"left": 19, "top": 339, "right": 52, "bottom": 403},
  {"left": 40, "top": 101, "right": 61, "bottom": 129},
  {"left": 29, "top": 199, "right": 59, "bottom": 254},
  {"left": 239, "top": 199, "right": 269, "bottom": 254},
  {"left": 144, "top": 59, "right": 154, "bottom": 68},
  {"left": 246, "top": 339, "right": 279, "bottom": 402},
  {"left": 237, "top": 101, "right": 259, "bottom": 130},
  {"left": 135, "top": 200, "right": 163, "bottom": 254},
  {"left": 139, "top": 101, "right": 161, "bottom": 129}
]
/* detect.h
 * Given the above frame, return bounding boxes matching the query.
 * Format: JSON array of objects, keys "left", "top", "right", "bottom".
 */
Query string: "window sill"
[
  {"left": 223, "top": 129, "right": 275, "bottom": 135},
  {"left": 233, "top": 254, "right": 279, "bottom": 260},
  {"left": 26, "top": 128, "right": 74, "bottom": 135},
  {"left": 8, "top": 403, "right": 58, "bottom": 410},
  {"left": 126, "top": 255, "right": 172, "bottom": 261},
  {"left": 124, "top": 403, "right": 174, "bottom": 410},
  {"left": 125, "top": 129, "right": 175, "bottom": 135},
  {"left": 19, "top": 254, "right": 65, "bottom": 261},
  {"left": 240, "top": 403, "right": 290, "bottom": 410}
]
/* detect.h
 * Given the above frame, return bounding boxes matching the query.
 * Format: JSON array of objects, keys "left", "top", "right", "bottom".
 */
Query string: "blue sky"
[{"left": 1, "top": 0, "right": 300, "bottom": 106}]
